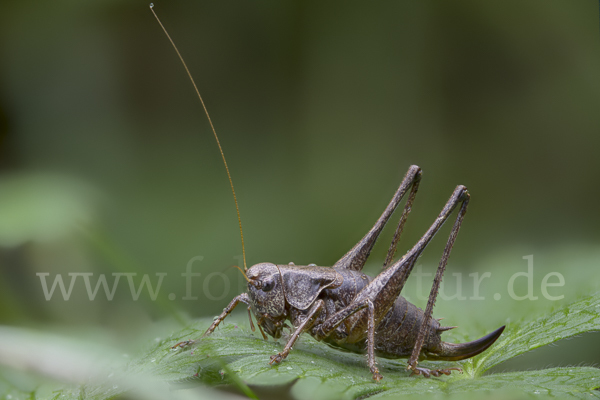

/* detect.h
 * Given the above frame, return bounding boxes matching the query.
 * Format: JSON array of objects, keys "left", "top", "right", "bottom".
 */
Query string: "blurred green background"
[{"left": 0, "top": 0, "right": 599, "bottom": 386}]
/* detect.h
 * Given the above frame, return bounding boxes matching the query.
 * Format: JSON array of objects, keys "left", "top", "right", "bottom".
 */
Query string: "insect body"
[
  {"left": 149, "top": 4, "right": 504, "bottom": 381},
  {"left": 175, "top": 166, "right": 505, "bottom": 380}
]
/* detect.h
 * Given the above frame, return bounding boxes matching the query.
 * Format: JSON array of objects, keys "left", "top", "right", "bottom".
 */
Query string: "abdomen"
[{"left": 321, "top": 294, "right": 444, "bottom": 359}]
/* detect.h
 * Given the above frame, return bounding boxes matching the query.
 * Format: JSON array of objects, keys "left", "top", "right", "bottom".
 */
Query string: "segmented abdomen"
[{"left": 373, "top": 295, "right": 443, "bottom": 359}]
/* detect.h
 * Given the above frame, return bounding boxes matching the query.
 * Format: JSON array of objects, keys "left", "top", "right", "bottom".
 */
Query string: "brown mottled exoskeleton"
[
  {"left": 173, "top": 165, "right": 505, "bottom": 380},
  {"left": 149, "top": 4, "right": 503, "bottom": 381}
]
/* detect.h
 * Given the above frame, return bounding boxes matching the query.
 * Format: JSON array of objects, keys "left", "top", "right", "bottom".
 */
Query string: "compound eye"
[{"left": 262, "top": 278, "right": 275, "bottom": 292}]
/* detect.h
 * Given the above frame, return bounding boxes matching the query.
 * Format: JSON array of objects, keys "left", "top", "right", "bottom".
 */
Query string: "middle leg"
[{"left": 312, "top": 298, "right": 382, "bottom": 380}]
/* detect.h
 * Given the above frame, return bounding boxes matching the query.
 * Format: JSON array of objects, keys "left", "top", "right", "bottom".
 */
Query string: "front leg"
[
  {"left": 269, "top": 300, "right": 324, "bottom": 365},
  {"left": 172, "top": 293, "right": 250, "bottom": 349}
]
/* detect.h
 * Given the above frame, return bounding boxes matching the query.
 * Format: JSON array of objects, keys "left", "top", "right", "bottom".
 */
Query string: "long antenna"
[{"left": 150, "top": 3, "right": 248, "bottom": 271}]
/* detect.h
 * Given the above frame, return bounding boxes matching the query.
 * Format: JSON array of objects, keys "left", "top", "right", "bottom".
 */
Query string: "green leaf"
[
  {"left": 473, "top": 291, "right": 600, "bottom": 374},
  {"left": 2, "top": 292, "right": 600, "bottom": 399},
  {"left": 0, "top": 326, "right": 226, "bottom": 400},
  {"left": 371, "top": 368, "right": 600, "bottom": 399},
  {"left": 145, "top": 293, "right": 600, "bottom": 399}
]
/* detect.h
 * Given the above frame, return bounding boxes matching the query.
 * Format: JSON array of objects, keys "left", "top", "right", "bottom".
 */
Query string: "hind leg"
[
  {"left": 406, "top": 186, "right": 469, "bottom": 376},
  {"left": 334, "top": 165, "right": 422, "bottom": 272}
]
